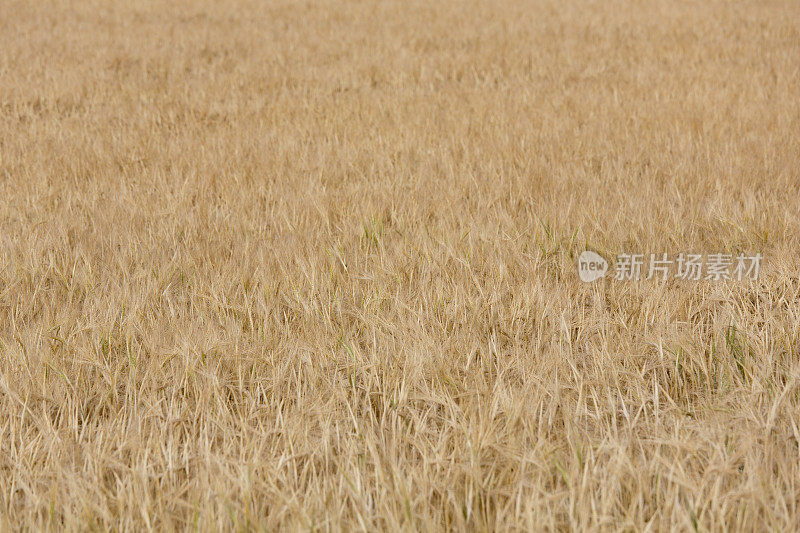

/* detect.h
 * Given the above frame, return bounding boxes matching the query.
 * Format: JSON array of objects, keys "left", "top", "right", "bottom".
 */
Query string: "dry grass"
[{"left": 1, "top": 0, "right": 800, "bottom": 530}]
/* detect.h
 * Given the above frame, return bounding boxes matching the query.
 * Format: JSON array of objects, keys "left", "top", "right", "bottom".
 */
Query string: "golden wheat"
[{"left": 1, "top": 0, "right": 799, "bottom": 530}]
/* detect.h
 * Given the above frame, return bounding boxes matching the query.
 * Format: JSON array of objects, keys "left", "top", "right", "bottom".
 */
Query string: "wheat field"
[{"left": 1, "top": 0, "right": 799, "bottom": 530}]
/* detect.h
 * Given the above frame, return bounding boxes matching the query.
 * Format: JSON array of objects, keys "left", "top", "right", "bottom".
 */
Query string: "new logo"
[{"left": 578, "top": 251, "right": 608, "bottom": 282}]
